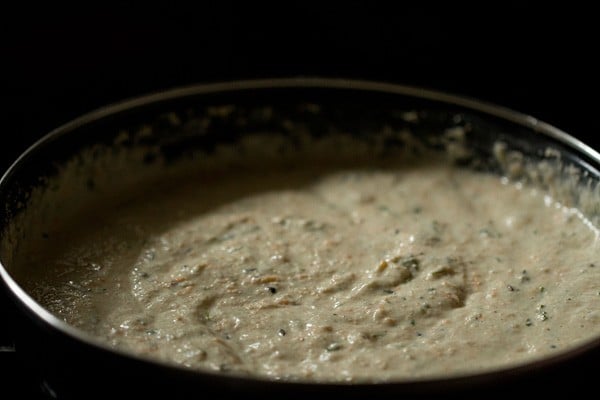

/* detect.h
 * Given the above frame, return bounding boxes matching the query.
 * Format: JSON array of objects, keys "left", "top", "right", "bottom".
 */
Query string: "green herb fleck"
[
  {"left": 479, "top": 228, "right": 494, "bottom": 238},
  {"left": 425, "top": 236, "right": 441, "bottom": 246},
  {"left": 362, "top": 332, "right": 386, "bottom": 341},
  {"left": 303, "top": 220, "right": 326, "bottom": 232},
  {"left": 431, "top": 220, "right": 445, "bottom": 234},
  {"left": 429, "top": 266, "right": 455, "bottom": 279},
  {"left": 537, "top": 305, "right": 549, "bottom": 321},
  {"left": 401, "top": 256, "right": 420, "bottom": 272}
]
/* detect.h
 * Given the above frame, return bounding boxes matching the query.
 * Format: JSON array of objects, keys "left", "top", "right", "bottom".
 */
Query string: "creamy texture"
[{"left": 22, "top": 161, "right": 600, "bottom": 382}]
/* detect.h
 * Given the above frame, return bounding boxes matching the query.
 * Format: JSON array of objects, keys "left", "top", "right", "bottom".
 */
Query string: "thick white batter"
[{"left": 22, "top": 161, "right": 600, "bottom": 382}]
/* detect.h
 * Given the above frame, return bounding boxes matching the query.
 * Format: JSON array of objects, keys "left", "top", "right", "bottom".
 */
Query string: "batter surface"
[{"left": 23, "top": 161, "right": 600, "bottom": 381}]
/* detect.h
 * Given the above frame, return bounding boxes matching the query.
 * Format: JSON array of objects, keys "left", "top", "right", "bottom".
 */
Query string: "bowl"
[{"left": 1, "top": 78, "right": 599, "bottom": 399}]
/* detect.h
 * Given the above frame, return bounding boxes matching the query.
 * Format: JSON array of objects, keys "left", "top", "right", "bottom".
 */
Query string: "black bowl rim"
[{"left": 1, "top": 76, "right": 600, "bottom": 387}]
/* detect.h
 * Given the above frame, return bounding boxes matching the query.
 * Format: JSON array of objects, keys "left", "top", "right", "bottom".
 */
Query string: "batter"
[{"left": 21, "top": 160, "right": 600, "bottom": 382}]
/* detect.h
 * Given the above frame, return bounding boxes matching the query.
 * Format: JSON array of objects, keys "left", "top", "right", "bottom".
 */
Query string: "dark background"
[
  {"left": 0, "top": 2, "right": 598, "bottom": 396},
  {"left": 1, "top": 2, "right": 598, "bottom": 171}
]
